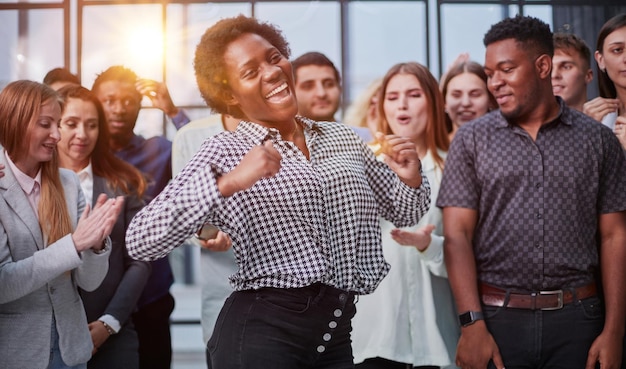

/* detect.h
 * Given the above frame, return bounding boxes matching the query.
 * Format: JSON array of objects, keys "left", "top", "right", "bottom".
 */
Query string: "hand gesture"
[
  {"left": 88, "top": 320, "right": 110, "bottom": 355},
  {"left": 197, "top": 231, "right": 233, "bottom": 252},
  {"left": 375, "top": 132, "right": 423, "bottom": 188},
  {"left": 456, "top": 323, "right": 505, "bottom": 369},
  {"left": 217, "top": 140, "right": 282, "bottom": 197},
  {"left": 583, "top": 97, "right": 619, "bottom": 122},
  {"left": 71, "top": 194, "right": 124, "bottom": 252},
  {"left": 390, "top": 224, "right": 436, "bottom": 252},
  {"left": 135, "top": 78, "right": 179, "bottom": 117},
  {"left": 585, "top": 329, "right": 623, "bottom": 369}
]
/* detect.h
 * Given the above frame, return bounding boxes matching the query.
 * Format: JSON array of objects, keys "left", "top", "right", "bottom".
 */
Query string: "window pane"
[
  {"left": 523, "top": 5, "right": 553, "bottom": 28},
  {"left": 0, "top": 9, "right": 64, "bottom": 87},
  {"left": 347, "top": 1, "right": 427, "bottom": 103},
  {"left": 81, "top": 4, "right": 163, "bottom": 89},
  {"left": 255, "top": 1, "right": 341, "bottom": 65},
  {"left": 0, "top": 0, "right": 61, "bottom": 3},
  {"left": 166, "top": 2, "right": 251, "bottom": 107},
  {"left": 440, "top": 4, "right": 503, "bottom": 72}
]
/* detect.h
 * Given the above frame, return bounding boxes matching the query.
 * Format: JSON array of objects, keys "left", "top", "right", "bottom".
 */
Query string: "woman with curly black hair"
[{"left": 126, "top": 14, "right": 431, "bottom": 369}]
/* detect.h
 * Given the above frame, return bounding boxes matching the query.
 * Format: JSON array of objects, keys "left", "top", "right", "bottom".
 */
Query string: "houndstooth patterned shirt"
[
  {"left": 437, "top": 98, "right": 626, "bottom": 291},
  {"left": 126, "top": 116, "right": 430, "bottom": 294}
]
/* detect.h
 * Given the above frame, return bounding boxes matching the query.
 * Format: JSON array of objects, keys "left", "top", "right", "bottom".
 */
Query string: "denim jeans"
[
  {"left": 207, "top": 283, "right": 356, "bottom": 369},
  {"left": 47, "top": 317, "right": 87, "bottom": 369},
  {"left": 484, "top": 296, "right": 604, "bottom": 369}
]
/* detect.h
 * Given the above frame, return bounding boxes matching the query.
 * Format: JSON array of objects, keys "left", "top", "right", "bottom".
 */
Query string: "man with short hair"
[
  {"left": 292, "top": 51, "right": 342, "bottom": 122},
  {"left": 552, "top": 33, "right": 593, "bottom": 111},
  {"left": 292, "top": 51, "right": 372, "bottom": 141},
  {"left": 438, "top": 15, "right": 626, "bottom": 369},
  {"left": 92, "top": 65, "right": 189, "bottom": 369}
]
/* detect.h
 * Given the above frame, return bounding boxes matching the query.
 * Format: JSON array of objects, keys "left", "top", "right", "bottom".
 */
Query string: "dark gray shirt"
[{"left": 437, "top": 98, "right": 626, "bottom": 291}]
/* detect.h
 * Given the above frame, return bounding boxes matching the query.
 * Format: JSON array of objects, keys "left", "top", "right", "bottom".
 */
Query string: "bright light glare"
[{"left": 126, "top": 26, "right": 164, "bottom": 73}]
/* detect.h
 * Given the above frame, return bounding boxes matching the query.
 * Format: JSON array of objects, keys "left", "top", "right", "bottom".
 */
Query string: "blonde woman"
[
  {"left": 352, "top": 62, "right": 458, "bottom": 369},
  {"left": 0, "top": 80, "right": 123, "bottom": 369},
  {"left": 343, "top": 78, "right": 383, "bottom": 142}
]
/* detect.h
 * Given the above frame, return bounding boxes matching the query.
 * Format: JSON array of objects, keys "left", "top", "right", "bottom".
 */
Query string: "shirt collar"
[
  {"left": 77, "top": 161, "right": 94, "bottom": 182},
  {"left": 4, "top": 150, "right": 42, "bottom": 195},
  {"left": 235, "top": 115, "right": 320, "bottom": 144},
  {"left": 493, "top": 96, "right": 570, "bottom": 129}
]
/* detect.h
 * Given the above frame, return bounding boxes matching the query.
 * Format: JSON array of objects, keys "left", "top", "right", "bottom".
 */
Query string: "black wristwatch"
[{"left": 458, "top": 310, "right": 484, "bottom": 327}]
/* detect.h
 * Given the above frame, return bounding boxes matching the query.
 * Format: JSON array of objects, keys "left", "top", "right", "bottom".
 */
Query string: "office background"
[{"left": 1, "top": 0, "right": 625, "bottom": 283}]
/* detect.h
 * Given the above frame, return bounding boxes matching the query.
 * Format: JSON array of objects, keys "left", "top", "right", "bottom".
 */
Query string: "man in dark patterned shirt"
[{"left": 438, "top": 15, "right": 626, "bottom": 369}]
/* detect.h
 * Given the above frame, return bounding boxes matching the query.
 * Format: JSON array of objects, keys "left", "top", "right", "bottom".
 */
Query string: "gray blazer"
[{"left": 0, "top": 154, "right": 110, "bottom": 369}]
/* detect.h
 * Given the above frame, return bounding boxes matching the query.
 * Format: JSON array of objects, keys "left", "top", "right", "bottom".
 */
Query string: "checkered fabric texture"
[
  {"left": 437, "top": 99, "right": 626, "bottom": 290},
  {"left": 126, "top": 116, "right": 430, "bottom": 294}
]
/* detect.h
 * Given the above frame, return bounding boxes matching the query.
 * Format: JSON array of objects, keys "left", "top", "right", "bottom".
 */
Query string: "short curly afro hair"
[
  {"left": 194, "top": 15, "right": 291, "bottom": 118},
  {"left": 483, "top": 15, "right": 554, "bottom": 58}
]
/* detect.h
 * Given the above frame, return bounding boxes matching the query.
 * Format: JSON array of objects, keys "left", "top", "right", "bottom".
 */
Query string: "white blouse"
[{"left": 351, "top": 149, "right": 459, "bottom": 368}]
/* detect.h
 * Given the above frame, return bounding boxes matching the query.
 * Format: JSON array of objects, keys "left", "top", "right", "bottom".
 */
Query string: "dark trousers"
[
  {"left": 208, "top": 283, "right": 356, "bottom": 369},
  {"left": 356, "top": 357, "right": 438, "bottom": 369},
  {"left": 483, "top": 296, "right": 604, "bottom": 369},
  {"left": 88, "top": 324, "right": 139, "bottom": 369},
  {"left": 132, "top": 293, "right": 175, "bottom": 369}
]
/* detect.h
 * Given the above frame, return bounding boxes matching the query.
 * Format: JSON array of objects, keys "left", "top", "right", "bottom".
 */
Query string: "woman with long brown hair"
[
  {"left": 56, "top": 84, "right": 150, "bottom": 369},
  {"left": 0, "top": 80, "right": 123, "bottom": 369},
  {"left": 352, "top": 62, "right": 459, "bottom": 369}
]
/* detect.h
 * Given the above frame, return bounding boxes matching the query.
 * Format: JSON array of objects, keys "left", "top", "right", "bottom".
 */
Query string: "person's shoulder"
[
  {"left": 144, "top": 134, "right": 173, "bottom": 148},
  {"left": 176, "top": 115, "right": 225, "bottom": 136},
  {"left": 560, "top": 107, "right": 625, "bottom": 155},
  {"left": 58, "top": 167, "right": 81, "bottom": 187},
  {"left": 565, "top": 106, "right": 614, "bottom": 134},
  {"left": 59, "top": 167, "right": 78, "bottom": 180},
  {"left": 315, "top": 119, "right": 362, "bottom": 139},
  {"left": 456, "top": 110, "right": 501, "bottom": 137}
]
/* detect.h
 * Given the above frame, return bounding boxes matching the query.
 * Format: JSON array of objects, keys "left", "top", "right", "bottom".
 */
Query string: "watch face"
[
  {"left": 459, "top": 311, "right": 473, "bottom": 326},
  {"left": 459, "top": 311, "right": 483, "bottom": 326}
]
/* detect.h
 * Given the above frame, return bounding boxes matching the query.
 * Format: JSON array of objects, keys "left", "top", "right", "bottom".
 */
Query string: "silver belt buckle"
[{"left": 539, "top": 289, "right": 564, "bottom": 310}]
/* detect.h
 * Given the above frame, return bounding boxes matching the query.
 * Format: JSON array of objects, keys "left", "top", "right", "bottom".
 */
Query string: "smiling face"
[
  {"left": 551, "top": 48, "right": 592, "bottom": 109},
  {"left": 596, "top": 25, "right": 626, "bottom": 94},
  {"left": 383, "top": 73, "right": 428, "bottom": 143},
  {"left": 17, "top": 98, "right": 62, "bottom": 177},
  {"left": 445, "top": 72, "right": 491, "bottom": 128},
  {"left": 484, "top": 38, "right": 543, "bottom": 122},
  {"left": 223, "top": 33, "right": 298, "bottom": 127},
  {"left": 294, "top": 64, "right": 341, "bottom": 121},
  {"left": 57, "top": 97, "right": 99, "bottom": 172}
]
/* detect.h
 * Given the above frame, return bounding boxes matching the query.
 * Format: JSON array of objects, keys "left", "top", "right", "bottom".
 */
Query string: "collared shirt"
[
  {"left": 437, "top": 98, "right": 626, "bottom": 290},
  {"left": 5, "top": 151, "right": 41, "bottom": 217},
  {"left": 76, "top": 162, "right": 94, "bottom": 203},
  {"left": 126, "top": 117, "right": 431, "bottom": 294}
]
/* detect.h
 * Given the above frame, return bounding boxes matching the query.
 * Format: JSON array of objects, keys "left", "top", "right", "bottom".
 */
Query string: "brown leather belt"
[{"left": 479, "top": 282, "right": 597, "bottom": 310}]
